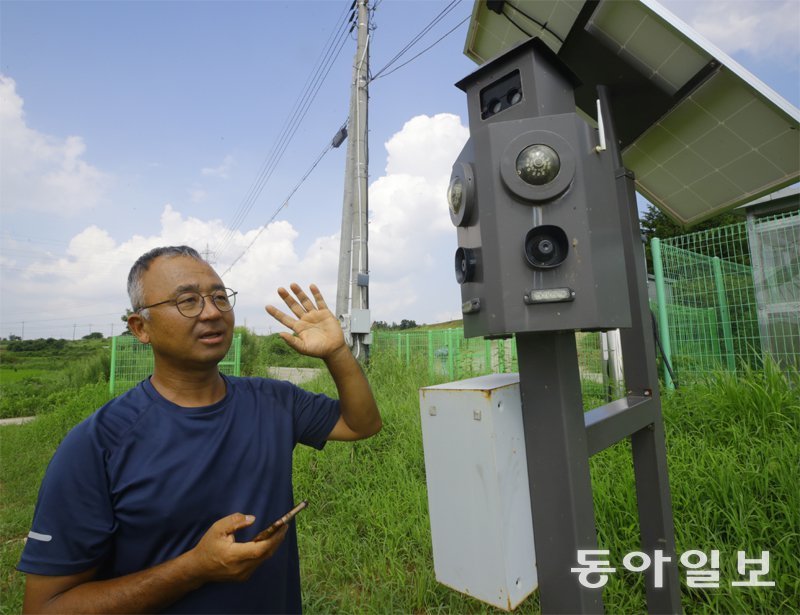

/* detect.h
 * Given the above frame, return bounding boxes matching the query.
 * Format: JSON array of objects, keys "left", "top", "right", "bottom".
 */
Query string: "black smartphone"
[{"left": 252, "top": 500, "right": 308, "bottom": 542}]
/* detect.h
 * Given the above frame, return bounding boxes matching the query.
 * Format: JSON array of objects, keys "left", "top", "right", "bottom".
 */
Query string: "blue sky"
[{"left": 1, "top": 0, "right": 798, "bottom": 339}]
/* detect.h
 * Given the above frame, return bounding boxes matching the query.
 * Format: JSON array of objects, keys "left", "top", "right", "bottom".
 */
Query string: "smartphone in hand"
[{"left": 252, "top": 500, "right": 308, "bottom": 542}]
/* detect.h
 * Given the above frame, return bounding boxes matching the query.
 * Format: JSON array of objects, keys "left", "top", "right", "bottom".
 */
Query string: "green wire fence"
[
  {"left": 371, "top": 209, "right": 798, "bottom": 396},
  {"left": 371, "top": 328, "right": 612, "bottom": 402},
  {"left": 109, "top": 333, "right": 242, "bottom": 396},
  {"left": 652, "top": 209, "right": 799, "bottom": 388}
]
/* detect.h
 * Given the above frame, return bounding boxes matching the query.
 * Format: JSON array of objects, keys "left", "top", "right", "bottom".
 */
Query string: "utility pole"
[
  {"left": 336, "top": 0, "right": 371, "bottom": 361},
  {"left": 201, "top": 243, "right": 216, "bottom": 265}
]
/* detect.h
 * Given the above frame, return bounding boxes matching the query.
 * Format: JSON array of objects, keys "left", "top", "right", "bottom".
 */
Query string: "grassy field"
[
  {"left": 1, "top": 338, "right": 798, "bottom": 613},
  {"left": 0, "top": 338, "right": 110, "bottom": 419}
]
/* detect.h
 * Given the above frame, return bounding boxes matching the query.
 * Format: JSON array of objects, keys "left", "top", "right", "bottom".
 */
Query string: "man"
[{"left": 18, "top": 245, "right": 382, "bottom": 613}]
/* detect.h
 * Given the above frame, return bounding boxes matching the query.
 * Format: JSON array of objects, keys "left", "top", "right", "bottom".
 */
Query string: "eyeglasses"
[{"left": 137, "top": 288, "right": 237, "bottom": 318}]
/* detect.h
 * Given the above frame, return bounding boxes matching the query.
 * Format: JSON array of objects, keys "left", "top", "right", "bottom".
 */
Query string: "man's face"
[{"left": 130, "top": 255, "right": 235, "bottom": 370}]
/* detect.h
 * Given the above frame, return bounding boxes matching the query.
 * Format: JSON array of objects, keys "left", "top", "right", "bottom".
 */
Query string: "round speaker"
[
  {"left": 524, "top": 225, "right": 568, "bottom": 269},
  {"left": 454, "top": 247, "right": 477, "bottom": 284}
]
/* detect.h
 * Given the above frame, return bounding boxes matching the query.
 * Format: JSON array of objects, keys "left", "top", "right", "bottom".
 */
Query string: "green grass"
[
  {"left": 0, "top": 339, "right": 110, "bottom": 419},
  {"left": 293, "top": 353, "right": 799, "bottom": 613},
  {"left": 1, "top": 342, "right": 797, "bottom": 614}
]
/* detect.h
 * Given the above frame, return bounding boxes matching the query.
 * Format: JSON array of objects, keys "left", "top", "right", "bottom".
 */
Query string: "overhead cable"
[
  {"left": 219, "top": 127, "right": 343, "bottom": 277},
  {"left": 371, "top": 15, "right": 469, "bottom": 81},
  {"left": 370, "top": 0, "right": 463, "bottom": 81},
  {"left": 213, "top": 0, "right": 353, "bottom": 259}
]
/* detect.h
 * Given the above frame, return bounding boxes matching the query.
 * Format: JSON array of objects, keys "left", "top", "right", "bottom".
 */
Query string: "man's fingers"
[
  {"left": 277, "top": 286, "right": 307, "bottom": 318},
  {"left": 216, "top": 513, "right": 256, "bottom": 535},
  {"left": 292, "top": 287, "right": 316, "bottom": 313},
  {"left": 278, "top": 332, "right": 302, "bottom": 352},
  {"left": 309, "top": 284, "right": 329, "bottom": 311},
  {"left": 265, "top": 304, "right": 296, "bottom": 329}
]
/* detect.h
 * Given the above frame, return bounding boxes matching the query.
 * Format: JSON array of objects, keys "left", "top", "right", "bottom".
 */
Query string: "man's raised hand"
[{"left": 265, "top": 284, "right": 348, "bottom": 361}]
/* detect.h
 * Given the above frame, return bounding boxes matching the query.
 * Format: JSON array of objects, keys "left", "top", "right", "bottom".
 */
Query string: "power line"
[
  {"left": 213, "top": 1, "right": 354, "bottom": 260},
  {"left": 370, "top": 0, "right": 463, "bottom": 81},
  {"left": 219, "top": 129, "right": 342, "bottom": 277},
  {"left": 370, "top": 15, "right": 469, "bottom": 81}
]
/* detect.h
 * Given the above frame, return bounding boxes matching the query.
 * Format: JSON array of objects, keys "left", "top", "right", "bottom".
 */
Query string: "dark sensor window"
[{"left": 480, "top": 70, "right": 523, "bottom": 120}]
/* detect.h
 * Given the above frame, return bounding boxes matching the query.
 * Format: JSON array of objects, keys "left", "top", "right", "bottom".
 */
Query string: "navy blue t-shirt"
[{"left": 18, "top": 375, "right": 340, "bottom": 614}]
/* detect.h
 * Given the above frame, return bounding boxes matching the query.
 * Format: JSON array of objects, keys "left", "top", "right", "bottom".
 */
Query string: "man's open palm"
[{"left": 266, "top": 284, "right": 347, "bottom": 360}]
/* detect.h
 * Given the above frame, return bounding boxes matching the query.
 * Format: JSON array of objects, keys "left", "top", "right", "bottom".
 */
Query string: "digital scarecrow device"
[
  {"left": 421, "top": 0, "right": 799, "bottom": 611},
  {"left": 449, "top": 38, "right": 631, "bottom": 337}
]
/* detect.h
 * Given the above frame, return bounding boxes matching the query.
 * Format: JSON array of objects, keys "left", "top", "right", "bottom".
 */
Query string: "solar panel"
[{"left": 463, "top": 0, "right": 800, "bottom": 226}]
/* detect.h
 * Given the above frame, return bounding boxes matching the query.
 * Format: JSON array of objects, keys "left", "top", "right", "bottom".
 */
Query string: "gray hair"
[{"left": 127, "top": 246, "right": 205, "bottom": 318}]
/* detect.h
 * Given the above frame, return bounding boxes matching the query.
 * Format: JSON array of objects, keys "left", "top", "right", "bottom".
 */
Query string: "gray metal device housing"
[{"left": 452, "top": 39, "right": 631, "bottom": 337}]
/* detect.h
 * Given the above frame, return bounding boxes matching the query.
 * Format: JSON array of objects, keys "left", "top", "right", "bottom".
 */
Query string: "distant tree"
[
  {"left": 640, "top": 204, "right": 746, "bottom": 270},
  {"left": 8, "top": 334, "right": 21, "bottom": 341},
  {"left": 82, "top": 332, "right": 104, "bottom": 340},
  {"left": 121, "top": 309, "right": 135, "bottom": 334},
  {"left": 372, "top": 320, "right": 391, "bottom": 330},
  {"left": 640, "top": 203, "right": 741, "bottom": 241},
  {"left": 398, "top": 319, "right": 417, "bottom": 330}
]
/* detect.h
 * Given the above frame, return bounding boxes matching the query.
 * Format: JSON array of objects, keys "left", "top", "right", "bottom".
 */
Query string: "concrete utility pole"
[{"left": 336, "top": 0, "right": 371, "bottom": 360}]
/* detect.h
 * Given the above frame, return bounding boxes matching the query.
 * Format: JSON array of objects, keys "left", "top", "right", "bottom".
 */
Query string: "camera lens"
[
  {"left": 448, "top": 176, "right": 464, "bottom": 216},
  {"left": 455, "top": 247, "right": 477, "bottom": 284},
  {"left": 524, "top": 225, "right": 568, "bottom": 269},
  {"left": 516, "top": 144, "right": 560, "bottom": 186}
]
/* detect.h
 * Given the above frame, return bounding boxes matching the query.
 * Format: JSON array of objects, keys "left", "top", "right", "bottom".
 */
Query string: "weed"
[{"left": 1, "top": 344, "right": 797, "bottom": 613}]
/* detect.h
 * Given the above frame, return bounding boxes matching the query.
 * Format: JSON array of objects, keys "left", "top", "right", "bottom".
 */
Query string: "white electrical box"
[{"left": 419, "top": 373, "right": 537, "bottom": 611}]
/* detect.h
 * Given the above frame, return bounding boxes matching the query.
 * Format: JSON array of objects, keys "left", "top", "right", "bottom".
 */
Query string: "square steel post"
[
  {"left": 516, "top": 331, "right": 603, "bottom": 614},
  {"left": 598, "top": 86, "right": 681, "bottom": 614}
]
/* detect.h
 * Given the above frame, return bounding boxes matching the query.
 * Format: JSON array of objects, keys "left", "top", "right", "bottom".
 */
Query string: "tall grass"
[
  {"left": 294, "top": 354, "right": 799, "bottom": 613},
  {"left": 1, "top": 346, "right": 797, "bottom": 614},
  {"left": 0, "top": 341, "right": 110, "bottom": 419}
]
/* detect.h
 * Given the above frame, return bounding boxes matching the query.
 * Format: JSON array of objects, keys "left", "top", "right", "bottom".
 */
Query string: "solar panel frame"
[{"left": 462, "top": 0, "right": 800, "bottom": 226}]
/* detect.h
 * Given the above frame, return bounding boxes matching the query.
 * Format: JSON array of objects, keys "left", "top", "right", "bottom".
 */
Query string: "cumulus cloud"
[
  {"left": 0, "top": 75, "right": 110, "bottom": 215},
  {"left": 365, "top": 113, "right": 468, "bottom": 323},
  {"left": 201, "top": 154, "right": 235, "bottom": 178},
  {"left": 662, "top": 0, "right": 800, "bottom": 61},
  {"left": 1, "top": 113, "right": 469, "bottom": 337}
]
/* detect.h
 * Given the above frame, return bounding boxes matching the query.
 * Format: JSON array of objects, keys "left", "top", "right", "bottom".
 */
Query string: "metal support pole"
[
  {"left": 335, "top": 127, "right": 355, "bottom": 320},
  {"left": 712, "top": 256, "right": 736, "bottom": 372},
  {"left": 349, "top": 0, "right": 370, "bottom": 358},
  {"left": 598, "top": 85, "right": 681, "bottom": 614},
  {"left": 109, "top": 335, "right": 117, "bottom": 396},
  {"left": 651, "top": 237, "right": 674, "bottom": 390},
  {"left": 427, "top": 330, "right": 434, "bottom": 379},
  {"left": 336, "top": 0, "right": 370, "bottom": 359},
  {"left": 517, "top": 331, "right": 603, "bottom": 614}
]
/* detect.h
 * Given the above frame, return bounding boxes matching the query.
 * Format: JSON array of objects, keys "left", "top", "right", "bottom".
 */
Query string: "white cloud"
[
  {"left": 662, "top": 0, "right": 800, "bottom": 61},
  {"left": 365, "top": 113, "right": 468, "bottom": 323},
  {"left": 0, "top": 75, "right": 110, "bottom": 215},
  {"left": 189, "top": 187, "right": 208, "bottom": 203},
  {"left": 0, "top": 113, "right": 470, "bottom": 337},
  {"left": 201, "top": 154, "right": 234, "bottom": 178}
]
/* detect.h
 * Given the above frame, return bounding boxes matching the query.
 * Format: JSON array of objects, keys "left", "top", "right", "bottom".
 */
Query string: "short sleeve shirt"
[{"left": 18, "top": 375, "right": 340, "bottom": 614}]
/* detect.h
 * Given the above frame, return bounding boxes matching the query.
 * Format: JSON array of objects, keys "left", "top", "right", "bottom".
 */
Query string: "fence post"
[
  {"left": 712, "top": 257, "right": 736, "bottom": 372},
  {"left": 234, "top": 333, "right": 242, "bottom": 376},
  {"left": 397, "top": 333, "right": 401, "bottom": 360},
  {"left": 447, "top": 329, "right": 455, "bottom": 380},
  {"left": 498, "top": 338, "right": 506, "bottom": 373},
  {"left": 427, "top": 330, "right": 434, "bottom": 379},
  {"left": 511, "top": 336, "right": 517, "bottom": 371},
  {"left": 109, "top": 335, "right": 117, "bottom": 396},
  {"left": 651, "top": 237, "right": 674, "bottom": 390},
  {"left": 405, "top": 334, "right": 411, "bottom": 366},
  {"left": 484, "top": 339, "right": 492, "bottom": 372}
]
